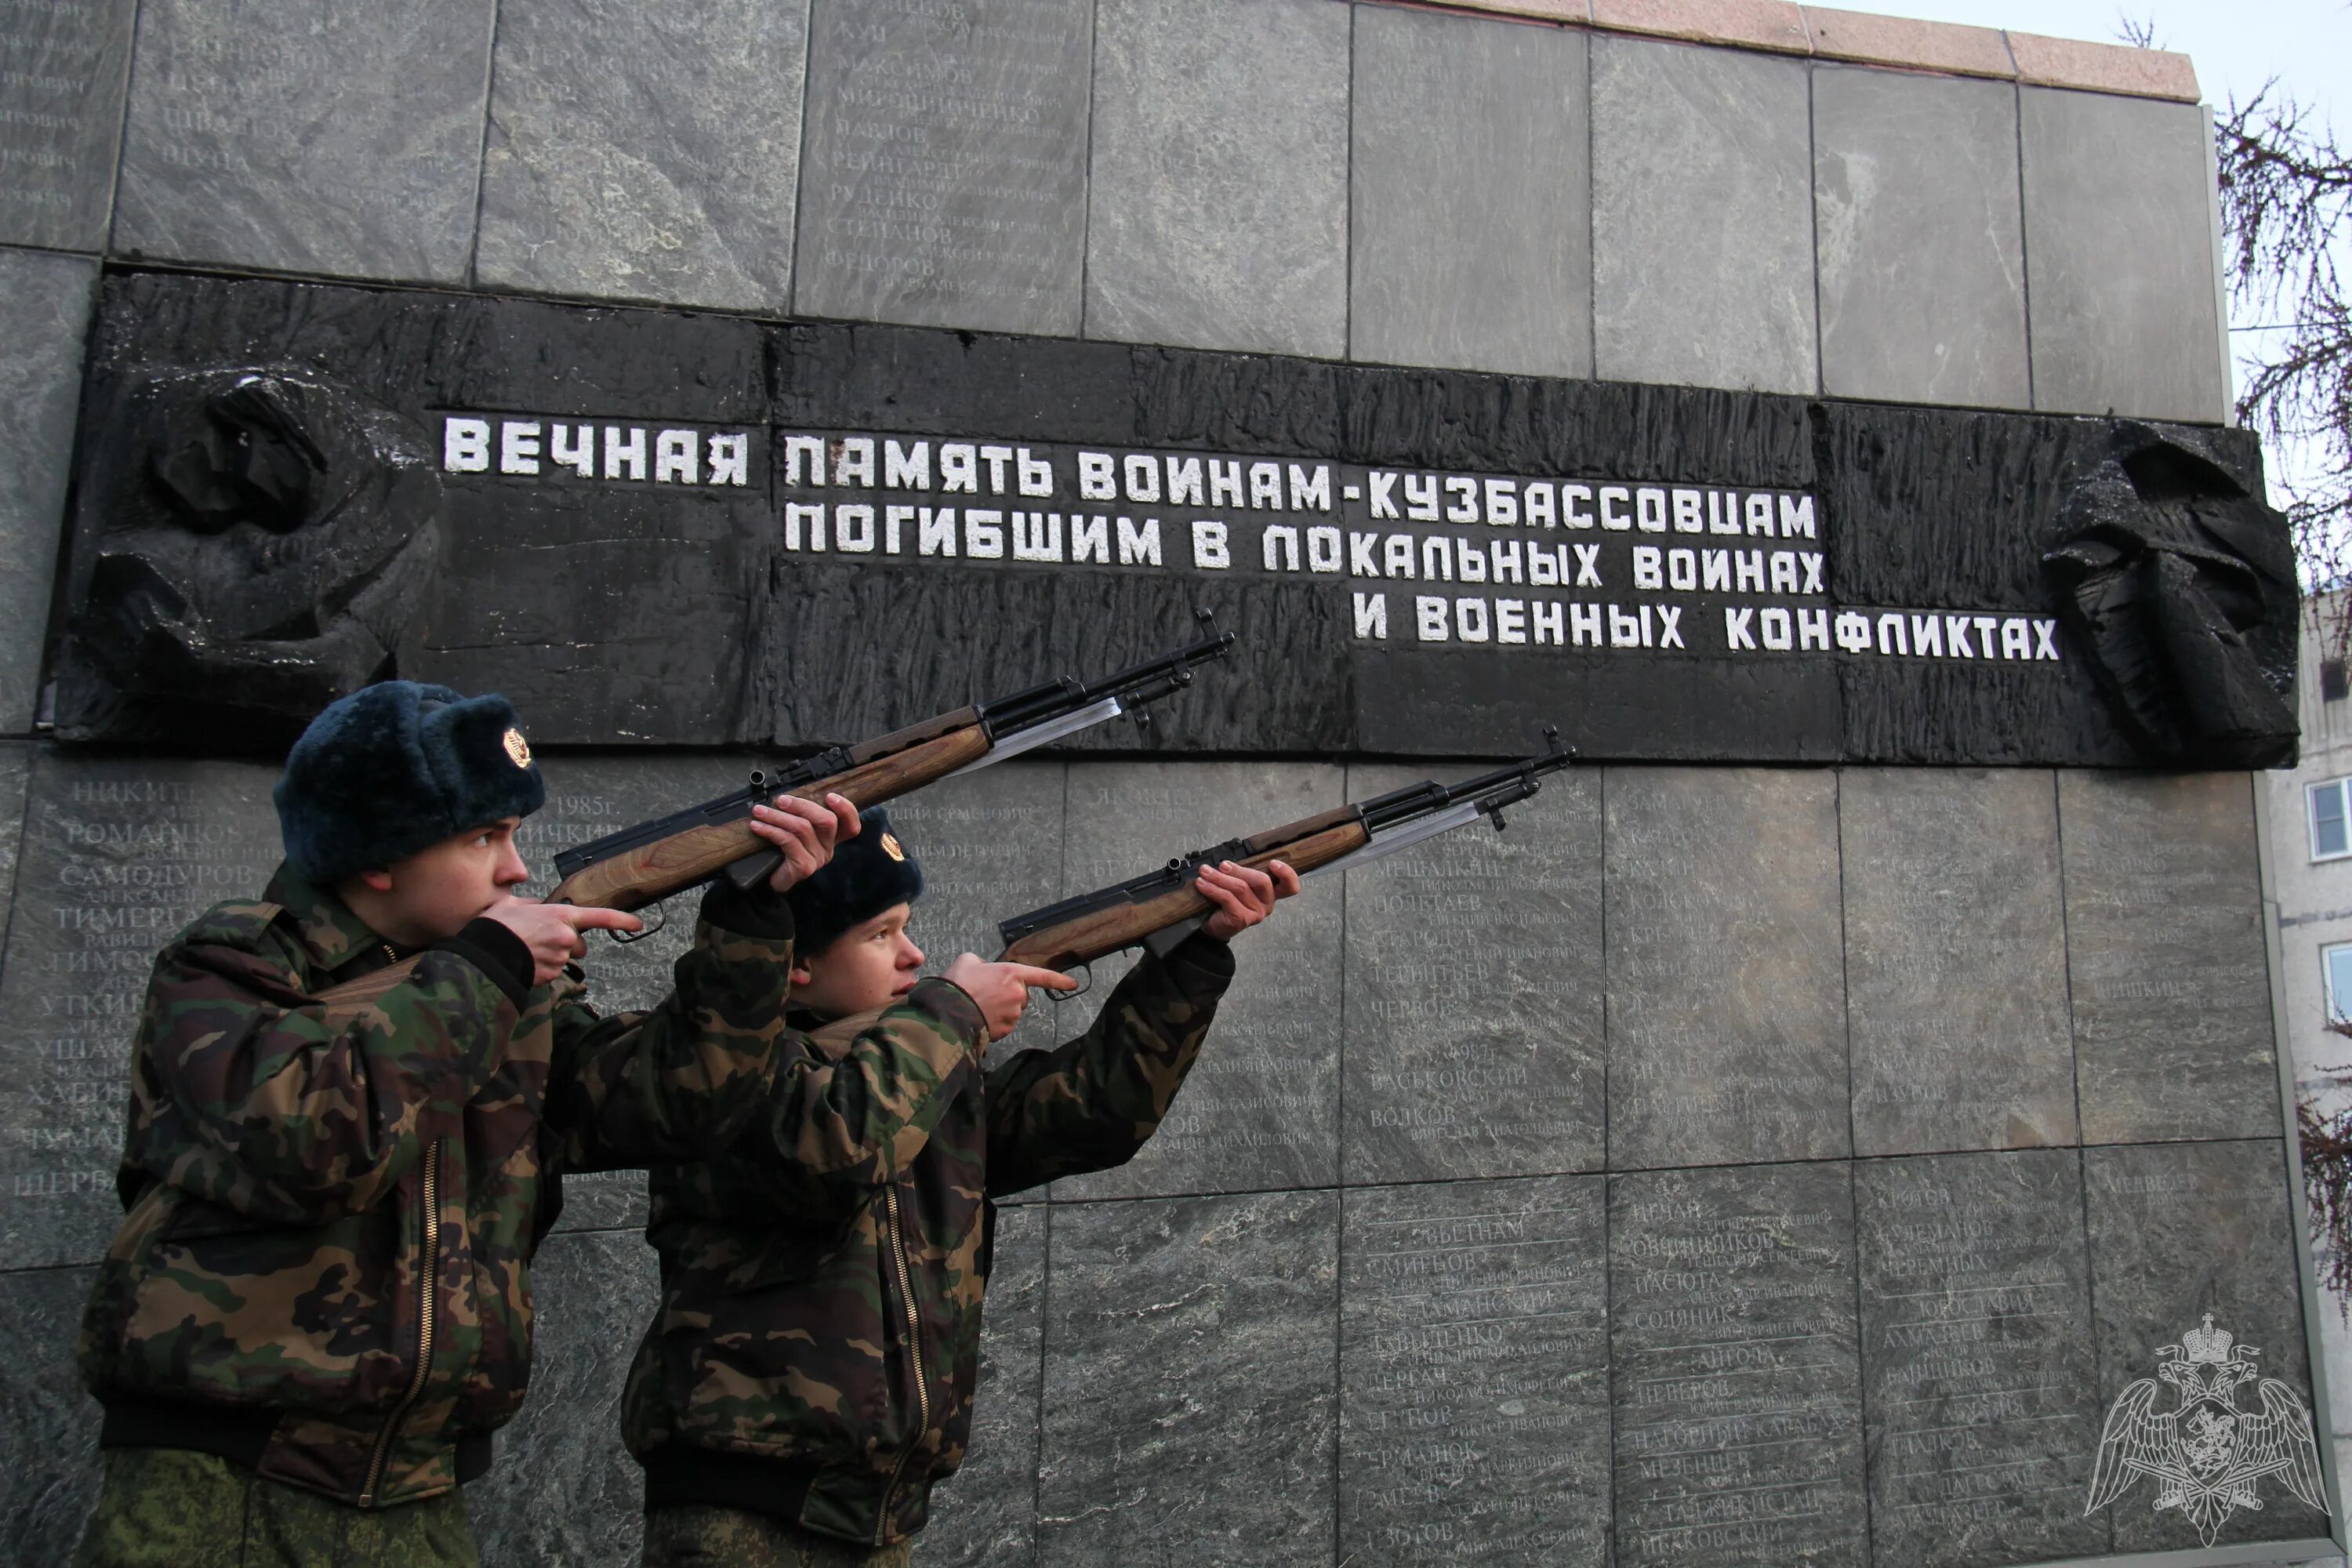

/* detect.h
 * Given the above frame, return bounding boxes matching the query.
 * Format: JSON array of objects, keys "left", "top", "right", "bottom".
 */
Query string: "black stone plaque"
[
  {"left": 0, "top": 0, "right": 133, "bottom": 249},
  {"left": 924, "top": 1200, "right": 1044, "bottom": 1566},
  {"left": 1605, "top": 767, "right": 1849, "bottom": 1170},
  {"left": 1340, "top": 763, "right": 1602, "bottom": 1183},
  {"left": 1856, "top": 1150, "right": 2104, "bottom": 1566},
  {"left": 1036, "top": 1189, "right": 1337, "bottom": 1568},
  {"left": 1338, "top": 1177, "right": 1609, "bottom": 1566},
  {"left": 2084, "top": 1141, "right": 2330, "bottom": 1554},
  {"left": 0, "top": 753, "right": 280, "bottom": 1269},
  {"left": 1609, "top": 1162, "right": 1868, "bottom": 1566},
  {"left": 60, "top": 270, "right": 2292, "bottom": 768},
  {"left": 0, "top": 1263, "right": 100, "bottom": 1566},
  {"left": 1051, "top": 762, "right": 1344, "bottom": 1202}
]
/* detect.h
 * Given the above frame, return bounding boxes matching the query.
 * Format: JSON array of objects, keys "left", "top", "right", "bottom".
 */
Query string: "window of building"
[
  {"left": 2325, "top": 659, "right": 2350, "bottom": 703},
  {"left": 2327, "top": 944, "right": 2352, "bottom": 1022},
  {"left": 2314, "top": 779, "right": 2352, "bottom": 861}
]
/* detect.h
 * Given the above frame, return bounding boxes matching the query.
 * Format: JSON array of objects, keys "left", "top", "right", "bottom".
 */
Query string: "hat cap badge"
[
  {"left": 880, "top": 831, "right": 906, "bottom": 862},
  {"left": 503, "top": 728, "right": 532, "bottom": 768}
]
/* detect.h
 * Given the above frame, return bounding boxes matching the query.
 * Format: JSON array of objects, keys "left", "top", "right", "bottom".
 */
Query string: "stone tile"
[
  {"left": 1856, "top": 1150, "right": 2105, "bottom": 1567},
  {"left": 0, "top": 0, "right": 134, "bottom": 249},
  {"left": 0, "top": 249, "right": 95, "bottom": 733},
  {"left": 1813, "top": 66, "right": 2030, "bottom": 410},
  {"left": 924, "top": 1201, "right": 1044, "bottom": 1566},
  {"left": 1609, "top": 1162, "right": 1868, "bottom": 1566},
  {"left": 0, "top": 743, "right": 29, "bottom": 920},
  {"left": 112, "top": 0, "right": 495, "bottom": 282},
  {"left": 2007, "top": 31, "right": 2199, "bottom": 103},
  {"left": 467, "top": 1229, "right": 658, "bottom": 1568},
  {"left": 0, "top": 1265, "right": 101, "bottom": 1565},
  {"left": 1349, "top": 7, "right": 1590, "bottom": 379},
  {"left": 1085, "top": 0, "right": 1348, "bottom": 358},
  {"left": 1036, "top": 1189, "right": 1336, "bottom": 1567},
  {"left": 1802, "top": 8, "right": 2014, "bottom": 78},
  {"left": 1604, "top": 767, "right": 1848, "bottom": 1169},
  {"left": 1339, "top": 1177, "right": 1609, "bottom": 1566},
  {"left": 2059, "top": 771, "right": 2278, "bottom": 1144},
  {"left": 475, "top": 0, "right": 811, "bottom": 311},
  {"left": 1051, "top": 760, "right": 1345, "bottom": 1200},
  {"left": 0, "top": 753, "right": 281, "bottom": 1269},
  {"left": 1588, "top": 0, "right": 1809, "bottom": 53},
  {"left": 1842, "top": 769, "right": 2075, "bottom": 1156},
  {"left": 1592, "top": 34, "right": 1817, "bottom": 395},
  {"left": 794, "top": 0, "right": 1091, "bottom": 336},
  {"left": 1341, "top": 764, "right": 1602, "bottom": 1183},
  {"left": 2085, "top": 1141, "right": 2328, "bottom": 1553},
  {"left": 2021, "top": 87, "right": 2224, "bottom": 423}
]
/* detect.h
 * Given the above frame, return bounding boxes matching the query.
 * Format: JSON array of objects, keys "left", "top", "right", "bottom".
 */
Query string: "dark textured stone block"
[
  {"left": 0, "top": 249, "right": 95, "bottom": 732},
  {"left": 0, "top": 0, "right": 132, "bottom": 249},
  {"left": 924, "top": 1200, "right": 1044, "bottom": 1566},
  {"left": 1036, "top": 1189, "right": 1337, "bottom": 1567},
  {"left": 468, "top": 1229, "right": 658, "bottom": 1568},
  {"left": 1051, "top": 762, "right": 1344, "bottom": 1200},
  {"left": 795, "top": 0, "right": 1091, "bottom": 336},
  {"left": 475, "top": 0, "right": 810, "bottom": 311},
  {"left": 0, "top": 753, "right": 280, "bottom": 1269},
  {"left": 1842, "top": 769, "right": 2076, "bottom": 1156},
  {"left": 1341, "top": 764, "right": 1602, "bottom": 1183},
  {"left": 0, "top": 743, "right": 28, "bottom": 916},
  {"left": 1339, "top": 1178, "right": 1608, "bottom": 1566},
  {"left": 2060, "top": 771, "right": 2278, "bottom": 1143},
  {"left": 0, "top": 1265, "right": 101, "bottom": 1565},
  {"left": 2083, "top": 1142, "right": 2327, "bottom": 1552},
  {"left": 1609, "top": 1162, "right": 1868, "bottom": 1566},
  {"left": 1604, "top": 767, "right": 1849, "bottom": 1169},
  {"left": 1856, "top": 1150, "right": 2105, "bottom": 1566},
  {"left": 775, "top": 323, "right": 1138, "bottom": 446},
  {"left": 112, "top": 0, "right": 495, "bottom": 282}
]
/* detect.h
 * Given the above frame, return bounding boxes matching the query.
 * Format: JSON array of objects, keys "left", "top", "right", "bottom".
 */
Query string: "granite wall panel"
[
  {"left": 1856, "top": 1149, "right": 2105, "bottom": 1567},
  {"left": 112, "top": 0, "right": 495, "bottom": 283},
  {"left": 0, "top": 0, "right": 133, "bottom": 249},
  {"left": 1592, "top": 34, "right": 1817, "bottom": 395},
  {"left": 1813, "top": 65, "right": 2030, "bottom": 409},
  {"left": 2060, "top": 770, "right": 2278, "bottom": 1144},
  {"left": 0, "top": 1265, "right": 100, "bottom": 1566},
  {"left": 1340, "top": 1177, "right": 1609, "bottom": 1566},
  {"left": 0, "top": 247, "right": 94, "bottom": 733},
  {"left": 794, "top": 0, "right": 1091, "bottom": 337},
  {"left": 1842, "top": 768, "right": 2076, "bottom": 1156},
  {"left": 924, "top": 1200, "right": 1046, "bottom": 1567},
  {"left": 2021, "top": 86, "right": 2226, "bottom": 423},
  {"left": 1085, "top": 0, "right": 1348, "bottom": 358},
  {"left": 1341, "top": 762, "right": 1603, "bottom": 1184},
  {"left": 1052, "top": 761, "right": 1345, "bottom": 1200},
  {"left": 1605, "top": 766, "right": 1849, "bottom": 1169},
  {"left": 1036, "top": 1189, "right": 1337, "bottom": 1567},
  {"left": 0, "top": 743, "right": 30, "bottom": 925},
  {"left": 475, "top": 0, "right": 811, "bottom": 311},
  {"left": 1349, "top": 5, "right": 1591, "bottom": 379}
]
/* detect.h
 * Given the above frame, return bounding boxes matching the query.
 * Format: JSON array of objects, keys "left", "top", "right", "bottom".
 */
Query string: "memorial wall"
[{"left": 0, "top": 2, "right": 2336, "bottom": 1566}]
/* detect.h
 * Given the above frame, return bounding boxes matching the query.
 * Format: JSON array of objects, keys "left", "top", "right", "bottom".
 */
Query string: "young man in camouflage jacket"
[
  {"left": 72, "top": 682, "right": 989, "bottom": 1568},
  {"left": 623, "top": 806, "right": 1298, "bottom": 1566}
]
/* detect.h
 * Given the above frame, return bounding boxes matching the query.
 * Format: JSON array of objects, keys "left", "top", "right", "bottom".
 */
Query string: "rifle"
[
  {"left": 995, "top": 728, "right": 1573, "bottom": 971},
  {"left": 548, "top": 613, "right": 1234, "bottom": 913}
]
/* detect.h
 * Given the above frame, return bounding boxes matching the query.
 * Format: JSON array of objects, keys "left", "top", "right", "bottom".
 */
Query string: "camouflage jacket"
[
  {"left": 622, "top": 934, "right": 1236, "bottom": 1548},
  {"left": 78, "top": 863, "right": 985, "bottom": 1511}
]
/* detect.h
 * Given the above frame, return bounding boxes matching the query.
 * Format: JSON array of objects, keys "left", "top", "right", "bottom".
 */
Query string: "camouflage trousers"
[
  {"left": 72, "top": 1448, "right": 478, "bottom": 1568},
  {"left": 643, "top": 1505, "right": 914, "bottom": 1568}
]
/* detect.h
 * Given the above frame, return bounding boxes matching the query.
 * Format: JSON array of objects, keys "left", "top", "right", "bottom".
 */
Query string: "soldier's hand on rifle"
[
  {"left": 942, "top": 954, "right": 1080, "bottom": 1042},
  {"left": 1197, "top": 859, "right": 1299, "bottom": 942},
  {"left": 485, "top": 898, "right": 646, "bottom": 985},
  {"left": 748, "top": 793, "right": 861, "bottom": 892}
]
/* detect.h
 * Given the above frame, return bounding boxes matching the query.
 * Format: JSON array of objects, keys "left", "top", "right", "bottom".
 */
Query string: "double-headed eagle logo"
[{"left": 2086, "top": 1314, "right": 2328, "bottom": 1545}]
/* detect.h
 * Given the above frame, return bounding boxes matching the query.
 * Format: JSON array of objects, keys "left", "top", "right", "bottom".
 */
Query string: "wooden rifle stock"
[
  {"left": 996, "top": 811, "right": 1369, "bottom": 971},
  {"left": 546, "top": 725, "right": 993, "bottom": 911}
]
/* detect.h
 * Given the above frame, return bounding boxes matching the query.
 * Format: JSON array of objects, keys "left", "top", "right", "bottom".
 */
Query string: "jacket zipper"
[
  {"left": 876, "top": 1182, "right": 930, "bottom": 1545},
  {"left": 360, "top": 1136, "right": 442, "bottom": 1506}
]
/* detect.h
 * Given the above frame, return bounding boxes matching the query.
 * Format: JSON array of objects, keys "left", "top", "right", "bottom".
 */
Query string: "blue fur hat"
[
  {"left": 274, "top": 681, "right": 546, "bottom": 883},
  {"left": 786, "top": 807, "right": 925, "bottom": 956}
]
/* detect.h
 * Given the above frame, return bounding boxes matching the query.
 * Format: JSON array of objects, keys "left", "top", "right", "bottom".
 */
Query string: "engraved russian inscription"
[
  {"left": 1341, "top": 764, "right": 1602, "bottom": 1182},
  {"left": 0, "top": 0, "right": 134, "bottom": 249},
  {"left": 1609, "top": 1162, "right": 1867, "bottom": 1566},
  {"left": 1857, "top": 1150, "right": 2103, "bottom": 1566},
  {"left": 1340, "top": 1177, "right": 1608, "bottom": 1566}
]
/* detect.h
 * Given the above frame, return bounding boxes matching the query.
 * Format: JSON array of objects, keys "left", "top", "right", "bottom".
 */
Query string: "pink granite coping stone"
[
  {"left": 1802, "top": 5, "right": 2012, "bottom": 79},
  {"left": 1588, "top": 0, "right": 1810, "bottom": 53},
  {"left": 2007, "top": 27, "right": 2199, "bottom": 101}
]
